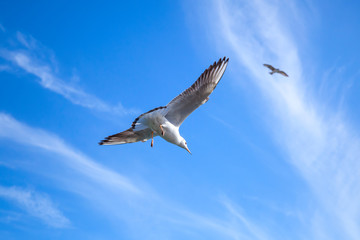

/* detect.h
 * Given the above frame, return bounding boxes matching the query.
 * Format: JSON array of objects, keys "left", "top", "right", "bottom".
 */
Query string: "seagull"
[
  {"left": 263, "top": 64, "right": 289, "bottom": 77},
  {"left": 99, "top": 57, "right": 229, "bottom": 154}
]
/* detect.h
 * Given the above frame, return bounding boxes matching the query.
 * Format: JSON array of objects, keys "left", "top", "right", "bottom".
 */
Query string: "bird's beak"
[{"left": 185, "top": 146, "right": 192, "bottom": 155}]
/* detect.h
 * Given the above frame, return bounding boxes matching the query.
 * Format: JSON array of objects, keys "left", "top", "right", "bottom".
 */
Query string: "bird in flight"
[
  {"left": 263, "top": 64, "right": 289, "bottom": 77},
  {"left": 99, "top": 57, "right": 229, "bottom": 154}
]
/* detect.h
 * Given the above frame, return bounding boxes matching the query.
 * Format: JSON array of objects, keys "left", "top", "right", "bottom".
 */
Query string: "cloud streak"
[
  {"left": 204, "top": 0, "right": 360, "bottom": 239},
  {"left": 0, "top": 31, "right": 137, "bottom": 116},
  {"left": 0, "top": 112, "right": 276, "bottom": 239},
  {"left": 0, "top": 113, "right": 141, "bottom": 194},
  {"left": 0, "top": 23, "right": 5, "bottom": 32},
  {"left": 0, "top": 185, "right": 70, "bottom": 228}
]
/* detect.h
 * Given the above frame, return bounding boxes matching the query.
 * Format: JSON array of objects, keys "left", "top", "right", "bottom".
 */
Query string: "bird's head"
[{"left": 179, "top": 137, "right": 191, "bottom": 154}]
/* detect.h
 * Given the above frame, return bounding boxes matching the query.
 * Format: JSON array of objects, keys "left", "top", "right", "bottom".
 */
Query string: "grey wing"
[
  {"left": 99, "top": 106, "right": 166, "bottom": 145},
  {"left": 99, "top": 128, "right": 155, "bottom": 145},
  {"left": 263, "top": 64, "right": 275, "bottom": 71},
  {"left": 165, "top": 57, "right": 229, "bottom": 127},
  {"left": 278, "top": 70, "right": 289, "bottom": 77}
]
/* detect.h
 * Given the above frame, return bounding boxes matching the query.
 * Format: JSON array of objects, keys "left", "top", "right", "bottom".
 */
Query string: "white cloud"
[
  {"left": 221, "top": 197, "right": 271, "bottom": 240},
  {"left": 204, "top": 0, "right": 360, "bottom": 239},
  {"left": 0, "top": 23, "right": 5, "bottom": 32},
  {"left": 0, "top": 64, "right": 10, "bottom": 71},
  {"left": 0, "top": 185, "right": 70, "bottom": 228},
  {"left": 0, "top": 113, "right": 141, "bottom": 194},
  {"left": 16, "top": 31, "right": 33, "bottom": 49},
  {"left": 0, "top": 112, "right": 277, "bottom": 239},
  {"left": 0, "top": 31, "right": 138, "bottom": 116}
]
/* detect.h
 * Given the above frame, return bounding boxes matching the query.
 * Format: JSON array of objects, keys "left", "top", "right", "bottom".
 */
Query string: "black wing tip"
[
  {"left": 98, "top": 139, "right": 116, "bottom": 145},
  {"left": 210, "top": 56, "right": 229, "bottom": 69},
  {"left": 263, "top": 63, "right": 271, "bottom": 68},
  {"left": 203, "top": 56, "right": 229, "bottom": 74},
  {"left": 99, "top": 137, "right": 111, "bottom": 145},
  {"left": 219, "top": 56, "right": 229, "bottom": 63},
  {"left": 98, "top": 135, "right": 113, "bottom": 145}
]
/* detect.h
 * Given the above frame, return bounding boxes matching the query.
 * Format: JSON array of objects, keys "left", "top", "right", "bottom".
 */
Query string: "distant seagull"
[
  {"left": 99, "top": 57, "right": 229, "bottom": 154},
  {"left": 263, "top": 64, "right": 289, "bottom": 77}
]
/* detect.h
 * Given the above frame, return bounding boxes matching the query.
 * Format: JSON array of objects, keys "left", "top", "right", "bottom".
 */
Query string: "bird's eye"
[{"left": 185, "top": 142, "right": 187, "bottom": 145}]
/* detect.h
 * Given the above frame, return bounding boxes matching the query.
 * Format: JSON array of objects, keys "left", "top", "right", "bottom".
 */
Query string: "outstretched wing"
[
  {"left": 263, "top": 64, "right": 275, "bottom": 71},
  {"left": 278, "top": 70, "right": 289, "bottom": 77},
  {"left": 99, "top": 128, "right": 155, "bottom": 145},
  {"left": 165, "top": 57, "right": 229, "bottom": 127},
  {"left": 99, "top": 105, "right": 166, "bottom": 145}
]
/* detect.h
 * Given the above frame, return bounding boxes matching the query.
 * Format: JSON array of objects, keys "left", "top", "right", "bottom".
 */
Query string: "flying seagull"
[
  {"left": 99, "top": 57, "right": 229, "bottom": 154},
  {"left": 263, "top": 64, "right": 289, "bottom": 77}
]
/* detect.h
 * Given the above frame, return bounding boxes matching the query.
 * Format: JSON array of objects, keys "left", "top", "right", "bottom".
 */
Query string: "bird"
[
  {"left": 263, "top": 64, "right": 289, "bottom": 77},
  {"left": 99, "top": 57, "right": 229, "bottom": 154}
]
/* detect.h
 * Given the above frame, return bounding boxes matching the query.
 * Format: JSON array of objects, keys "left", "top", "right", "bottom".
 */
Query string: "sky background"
[{"left": 1, "top": 0, "right": 360, "bottom": 239}]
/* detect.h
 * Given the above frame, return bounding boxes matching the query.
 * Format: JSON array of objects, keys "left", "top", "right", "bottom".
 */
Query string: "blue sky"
[{"left": 1, "top": 0, "right": 360, "bottom": 239}]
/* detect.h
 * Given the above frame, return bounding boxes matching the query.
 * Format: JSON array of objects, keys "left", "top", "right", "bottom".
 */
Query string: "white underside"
[{"left": 140, "top": 110, "right": 182, "bottom": 146}]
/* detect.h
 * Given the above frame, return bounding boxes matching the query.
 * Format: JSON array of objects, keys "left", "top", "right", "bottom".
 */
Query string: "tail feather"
[{"left": 99, "top": 128, "right": 153, "bottom": 146}]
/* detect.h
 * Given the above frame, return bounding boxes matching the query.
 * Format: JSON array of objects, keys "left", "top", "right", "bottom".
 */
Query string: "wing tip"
[
  {"left": 98, "top": 139, "right": 109, "bottom": 145},
  {"left": 211, "top": 56, "right": 229, "bottom": 69},
  {"left": 98, "top": 135, "right": 118, "bottom": 145},
  {"left": 220, "top": 56, "right": 229, "bottom": 63},
  {"left": 98, "top": 139, "right": 123, "bottom": 146}
]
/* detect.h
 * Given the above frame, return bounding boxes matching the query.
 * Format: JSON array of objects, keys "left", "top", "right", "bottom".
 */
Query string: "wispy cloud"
[
  {"left": 0, "top": 64, "right": 10, "bottom": 71},
  {"left": 0, "top": 113, "right": 141, "bottom": 194},
  {"left": 0, "top": 31, "right": 138, "bottom": 116},
  {"left": 221, "top": 197, "right": 271, "bottom": 240},
  {"left": 0, "top": 209, "right": 21, "bottom": 224},
  {"left": 204, "top": 0, "right": 360, "bottom": 239},
  {"left": 0, "top": 185, "right": 70, "bottom": 228},
  {"left": 0, "top": 23, "right": 5, "bottom": 33},
  {"left": 0, "top": 112, "right": 277, "bottom": 239}
]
